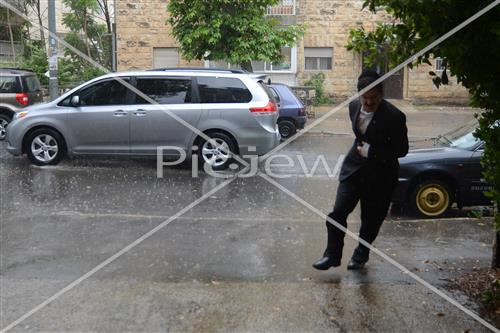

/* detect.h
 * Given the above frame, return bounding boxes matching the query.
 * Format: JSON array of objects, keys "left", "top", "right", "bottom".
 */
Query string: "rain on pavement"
[{"left": 1, "top": 105, "right": 496, "bottom": 332}]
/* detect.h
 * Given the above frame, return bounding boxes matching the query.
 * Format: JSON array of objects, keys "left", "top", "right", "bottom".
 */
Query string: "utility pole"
[{"left": 48, "top": 0, "right": 59, "bottom": 100}]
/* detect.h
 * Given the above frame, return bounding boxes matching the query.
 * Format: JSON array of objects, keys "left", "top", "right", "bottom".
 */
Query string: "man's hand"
[{"left": 357, "top": 141, "right": 370, "bottom": 158}]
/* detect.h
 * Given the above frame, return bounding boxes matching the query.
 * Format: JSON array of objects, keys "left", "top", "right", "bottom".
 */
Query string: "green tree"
[
  {"left": 346, "top": 0, "right": 500, "bottom": 267},
  {"left": 167, "top": 0, "right": 305, "bottom": 72},
  {"left": 19, "top": 42, "right": 88, "bottom": 87},
  {"left": 61, "top": 0, "right": 111, "bottom": 79}
]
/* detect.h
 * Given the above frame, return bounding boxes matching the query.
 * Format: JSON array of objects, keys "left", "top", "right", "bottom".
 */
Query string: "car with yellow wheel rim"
[{"left": 392, "top": 120, "right": 492, "bottom": 218}]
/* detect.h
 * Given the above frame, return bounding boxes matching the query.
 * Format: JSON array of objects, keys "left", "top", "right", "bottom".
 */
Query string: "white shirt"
[
  {"left": 357, "top": 108, "right": 374, "bottom": 135},
  {"left": 356, "top": 108, "right": 374, "bottom": 157}
]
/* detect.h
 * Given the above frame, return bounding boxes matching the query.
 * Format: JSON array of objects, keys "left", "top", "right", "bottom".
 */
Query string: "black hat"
[
  {"left": 357, "top": 69, "right": 383, "bottom": 93},
  {"left": 358, "top": 69, "right": 380, "bottom": 80}
]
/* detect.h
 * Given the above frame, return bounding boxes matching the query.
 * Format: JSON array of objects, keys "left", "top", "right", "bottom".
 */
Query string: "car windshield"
[{"left": 437, "top": 119, "right": 480, "bottom": 150}]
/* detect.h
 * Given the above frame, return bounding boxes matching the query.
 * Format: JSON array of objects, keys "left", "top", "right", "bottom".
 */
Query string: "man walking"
[{"left": 313, "top": 70, "right": 409, "bottom": 270}]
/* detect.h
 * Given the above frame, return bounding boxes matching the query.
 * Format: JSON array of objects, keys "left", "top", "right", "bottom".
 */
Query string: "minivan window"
[
  {"left": 77, "top": 79, "right": 129, "bottom": 106},
  {"left": 0, "top": 76, "right": 20, "bottom": 93},
  {"left": 24, "top": 76, "right": 40, "bottom": 92},
  {"left": 134, "top": 78, "right": 192, "bottom": 104},
  {"left": 197, "top": 77, "right": 252, "bottom": 103}
]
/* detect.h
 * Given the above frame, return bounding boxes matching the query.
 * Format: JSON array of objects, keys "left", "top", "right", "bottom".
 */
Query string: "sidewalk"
[{"left": 307, "top": 100, "right": 478, "bottom": 140}]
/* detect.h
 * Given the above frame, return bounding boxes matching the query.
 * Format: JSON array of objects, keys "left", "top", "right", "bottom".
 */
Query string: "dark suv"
[{"left": 0, "top": 69, "right": 43, "bottom": 140}]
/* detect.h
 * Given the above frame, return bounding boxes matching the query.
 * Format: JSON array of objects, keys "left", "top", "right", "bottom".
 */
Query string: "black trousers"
[{"left": 325, "top": 167, "right": 396, "bottom": 262}]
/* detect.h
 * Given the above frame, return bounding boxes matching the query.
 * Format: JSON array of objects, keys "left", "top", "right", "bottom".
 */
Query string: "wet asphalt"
[{"left": 1, "top": 105, "right": 497, "bottom": 332}]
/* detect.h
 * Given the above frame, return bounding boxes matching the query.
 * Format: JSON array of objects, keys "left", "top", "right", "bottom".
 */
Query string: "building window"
[
  {"left": 435, "top": 57, "right": 446, "bottom": 71},
  {"left": 266, "top": 0, "right": 296, "bottom": 16},
  {"left": 153, "top": 47, "right": 179, "bottom": 68},
  {"left": 305, "top": 47, "right": 333, "bottom": 71},
  {"left": 206, "top": 47, "right": 296, "bottom": 73}
]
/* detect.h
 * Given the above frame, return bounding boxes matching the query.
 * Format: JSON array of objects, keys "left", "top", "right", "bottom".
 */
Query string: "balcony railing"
[
  {"left": 4, "top": 0, "right": 22, "bottom": 9},
  {"left": 266, "top": 0, "right": 296, "bottom": 16},
  {"left": 0, "top": 40, "right": 23, "bottom": 59}
]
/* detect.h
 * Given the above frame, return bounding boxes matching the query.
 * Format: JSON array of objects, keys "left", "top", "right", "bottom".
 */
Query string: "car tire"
[
  {"left": 409, "top": 179, "right": 452, "bottom": 218},
  {"left": 25, "top": 128, "right": 66, "bottom": 166},
  {"left": 196, "top": 132, "right": 237, "bottom": 171},
  {"left": 278, "top": 119, "right": 297, "bottom": 140},
  {"left": 0, "top": 113, "right": 11, "bottom": 141}
]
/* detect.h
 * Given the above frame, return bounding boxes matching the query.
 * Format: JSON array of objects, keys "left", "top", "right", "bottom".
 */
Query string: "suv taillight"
[
  {"left": 16, "top": 93, "right": 29, "bottom": 106},
  {"left": 250, "top": 101, "right": 277, "bottom": 113},
  {"left": 298, "top": 107, "right": 306, "bottom": 116}
]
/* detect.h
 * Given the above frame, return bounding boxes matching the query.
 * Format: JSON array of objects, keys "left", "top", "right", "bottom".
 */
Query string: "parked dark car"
[
  {"left": 392, "top": 120, "right": 492, "bottom": 217},
  {"left": 269, "top": 84, "right": 307, "bottom": 139},
  {"left": 0, "top": 68, "right": 43, "bottom": 140}
]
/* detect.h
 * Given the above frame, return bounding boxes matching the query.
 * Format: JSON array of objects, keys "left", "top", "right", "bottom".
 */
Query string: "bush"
[
  {"left": 18, "top": 42, "right": 106, "bottom": 90},
  {"left": 20, "top": 43, "right": 49, "bottom": 85},
  {"left": 304, "top": 73, "right": 333, "bottom": 106}
]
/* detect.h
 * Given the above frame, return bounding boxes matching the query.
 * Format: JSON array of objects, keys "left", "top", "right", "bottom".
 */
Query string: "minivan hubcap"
[
  {"left": 31, "top": 134, "right": 58, "bottom": 163},
  {"left": 0, "top": 119, "right": 8, "bottom": 139},
  {"left": 202, "top": 138, "right": 230, "bottom": 167}
]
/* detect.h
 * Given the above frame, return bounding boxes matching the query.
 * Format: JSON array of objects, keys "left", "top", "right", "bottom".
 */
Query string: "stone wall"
[
  {"left": 116, "top": 0, "right": 469, "bottom": 103},
  {"left": 116, "top": 0, "right": 202, "bottom": 70},
  {"left": 406, "top": 62, "right": 469, "bottom": 104}
]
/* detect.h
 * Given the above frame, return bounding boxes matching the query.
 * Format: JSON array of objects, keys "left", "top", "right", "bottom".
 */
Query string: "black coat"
[{"left": 339, "top": 99, "right": 409, "bottom": 182}]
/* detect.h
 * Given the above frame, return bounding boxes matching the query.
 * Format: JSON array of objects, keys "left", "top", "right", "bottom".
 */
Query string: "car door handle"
[
  {"left": 133, "top": 110, "right": 147, "bottom": 116},
  {"left": 114, "top": 110, "right": 128, "bottom": 116}
]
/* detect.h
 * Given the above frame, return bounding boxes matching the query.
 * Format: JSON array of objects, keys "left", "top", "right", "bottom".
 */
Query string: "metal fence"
[
  {"left": 0, "top": 40, "right": 23, "bottom": 59},
  {"left": 266, "top": 0, "right": 296, "bottom": 16}
]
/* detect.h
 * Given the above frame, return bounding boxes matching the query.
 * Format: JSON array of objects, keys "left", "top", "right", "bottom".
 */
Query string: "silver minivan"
[{"left": 6, "top": 69, "right": 280, "bottom": 169}]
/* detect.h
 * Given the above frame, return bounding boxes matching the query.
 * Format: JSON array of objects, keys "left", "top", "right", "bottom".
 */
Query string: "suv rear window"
[
  {"left": 24, "top": 75, "right": 41, "bottom": 92},
  {"left": 197, "top": 77, "right": 252, "bottom": 103},
  {"left": 0, "top": 76, "right": 21, "bottom": 93}
]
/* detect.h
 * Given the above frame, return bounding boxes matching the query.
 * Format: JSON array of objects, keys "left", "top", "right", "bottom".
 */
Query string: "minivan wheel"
[
  {"left": 0, "top": 114, "right": 11, "bottom": 140},
  {"left": 197, "top": 132, "right": 236, "bottom": 171},
  {"left": 278, "top": 119, "right": 297, "bottom": 140},
  {"left": 26, "top": 128, "right": 66, "bottom": 166},
  {"left": 409, "top": 179, "right": 452, "bottom": 218}
]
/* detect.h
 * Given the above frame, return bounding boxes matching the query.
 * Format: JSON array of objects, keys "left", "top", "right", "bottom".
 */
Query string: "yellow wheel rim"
[{"left": 416, "top": 183, "right": 449, "bottom": 217}]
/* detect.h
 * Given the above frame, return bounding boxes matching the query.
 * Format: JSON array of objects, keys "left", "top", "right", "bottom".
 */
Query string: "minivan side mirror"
[{"left": 70, "top": 95, "right": 80, "bottom": 107}]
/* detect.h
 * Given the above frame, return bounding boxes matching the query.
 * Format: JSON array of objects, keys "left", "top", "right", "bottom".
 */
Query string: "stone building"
[{"left": 116, "top": 0, "right": 469, "bottom": 103}]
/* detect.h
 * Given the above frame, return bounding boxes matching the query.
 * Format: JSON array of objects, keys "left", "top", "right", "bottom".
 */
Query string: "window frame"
[
  {"left": 152, "top": 47, "right": 180, "bottom": 68},
  {"left": 435, "top": 57, "right": 446, "bottom": 72},
  {"left": 131, "top": 76, "right": 197, "bottom": 105},
  {"left": 58, "top": 77, "right": 133, "bottom": 107},
  {"left": 23, "top": 75, "right": 41, "bottom": 92},
  {"left": 0, "top": 76, "right": 21, "bottom": 93},
  {"left": 195, "top": 76, "right": 254, "bottom": 104},
  {"left": 304, "top": 47, "right": 333, "bottom": 71},
  {"left": 205, "top": 46, "right": 297, "bottom": 74}
]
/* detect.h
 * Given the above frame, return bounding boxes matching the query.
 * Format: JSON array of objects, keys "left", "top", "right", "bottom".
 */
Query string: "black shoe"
[
  {"left": 347, "top": 258, "right": 366, "bottom": 270},
  {"left": 312, "top": 256, "right": 341, "bottom": 270}
]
